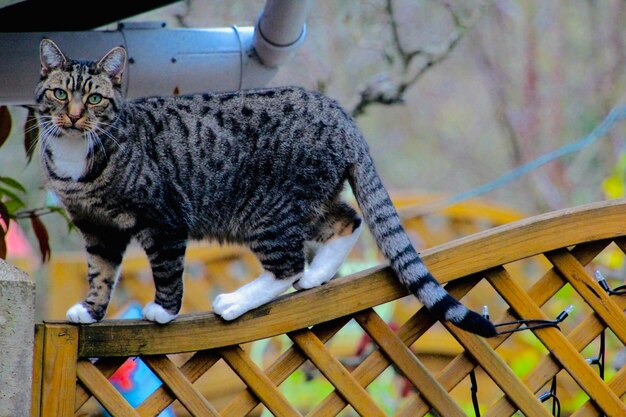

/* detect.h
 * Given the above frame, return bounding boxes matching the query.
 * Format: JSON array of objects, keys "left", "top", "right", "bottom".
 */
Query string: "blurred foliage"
[
  {"left": 0, "top": 105, "right": 70, "bottom": 262},
  {"left": 602, "top": 152, "right": 626, "bottom": 199}
]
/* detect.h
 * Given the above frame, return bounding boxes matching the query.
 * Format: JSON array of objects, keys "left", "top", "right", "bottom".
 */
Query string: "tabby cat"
[{"left": 35, "top": 38, "right": 496, "bottom": 337}]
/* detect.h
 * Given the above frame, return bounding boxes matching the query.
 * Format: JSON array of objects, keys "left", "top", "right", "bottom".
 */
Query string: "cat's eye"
[
  {"left": 87, "top": 93, "right": 103, "bottom": 105},
  {"left": 53, "top": 88, "right": 67, "bottom": 101}
]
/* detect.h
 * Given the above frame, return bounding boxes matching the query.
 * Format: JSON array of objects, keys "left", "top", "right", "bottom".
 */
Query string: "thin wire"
[
  {"left": 413, "top": 103, "right": 626, "bottom": 214},
  {"left": 469, "top": 370, "right": 480, "bottom": 417},
  {"left": 538, "top": 376, "right": 561, "bottom": 417},
  {"left": 493, "top": 305, "right": 573, "bottom": 336}
]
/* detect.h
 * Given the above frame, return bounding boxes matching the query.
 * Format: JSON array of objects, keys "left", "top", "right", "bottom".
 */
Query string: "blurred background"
[{"left": 3, "top": 0, "right": 626, "bottom": 254}]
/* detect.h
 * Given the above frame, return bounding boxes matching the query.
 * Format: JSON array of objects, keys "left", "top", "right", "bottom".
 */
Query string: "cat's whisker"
[
  {"left": 85, "top": 131, "right": 98, "bottom": 173},
  {"left": 26, "top": 115, "right": 53, "bottom": 133},
  {"left": 93, "top": 125, "right": 120, "bottom": 148},
  {"left": 37, "top": 122, "right": 58, "bottom": 146},
  {"left": 94, "top": 123, "right": 122, "bottom": 147},
  {"left": 93, "top": 131, "right": 109, "bottom": 162},
  {"left": 83, "top": 132, "right": 92, "bottom": 170},
  {"left": 24, "top": 124, "right": 42, "bottom": 135},
  {"left": 35, "top": 123, "right": 59, "bottom": 156},
  {"left": 107, "top": 113, "right": 128, "bottom": 128}
]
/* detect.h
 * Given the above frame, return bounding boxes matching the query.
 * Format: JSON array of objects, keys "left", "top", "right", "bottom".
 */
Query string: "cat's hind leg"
[
  {"left": 213, "top": 270, "right": 301, "bottom": 320},
  {"left": 296, "top": 202, "right": 362, "bottom": 290},
  {"left": 213, "top": 224, "right": 305, "bottom": 320}
]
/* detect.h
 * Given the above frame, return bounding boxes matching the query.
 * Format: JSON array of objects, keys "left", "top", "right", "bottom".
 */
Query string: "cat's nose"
[{"left": 68, "top": 114, "right": 81, "bottom": 125}]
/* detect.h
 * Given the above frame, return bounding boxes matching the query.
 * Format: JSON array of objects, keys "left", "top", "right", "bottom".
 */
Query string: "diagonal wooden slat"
[
  {"left": 354, "top": 308, "right": 465, "bottom": 417},
  {"left": 310, "top": 275, "right": 481, "bottom": 417},
  {"left": 394, "top": 240, "right": 608, "bottom": 417},
  {"left": 76, "top": 360, "right": 141, "bottom": 417},
  {"left": 75, "top": 356, "right": 127, "bottom": 411},
  {"left": 220, "top": 317, "right": 351, "bottom": 417},
  {"left": 546, "top": 249, "right": 626, "bottom": 345},
  {"left": 220, "top": 345, "right": 303, "bottom": 417},
  {"left": 142, "top": 354, "right": 220, "bottom": 417},
  {"left": 442, "top": 322, "right": 552, "bottom": 417},
  {"left": 289, "top": 328, "right": 387, "bottom": 417},
  {"left": 485, "top": 290, "right": 626, "bottom": 417},
  {"left": 486, "top": 266, "right": 626, "bottom": 415},
  {"left": 572, "top": 363, "right": 626, "bottom": 417},
  {"left": 137, "top": 350, "right": 220, "bottom": 416}
]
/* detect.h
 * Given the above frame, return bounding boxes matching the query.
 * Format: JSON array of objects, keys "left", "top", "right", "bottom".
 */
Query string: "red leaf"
[
  {"left": 0, "top": 228, "right": 6, "bottom": 259},
  {"left": 0, "top": 106, "right": 11, "bottom": 149},
  {"left": 23, "top": 107, "right": 39, "bottom": 164},
  {"left": 30, "top": 215, "right": 51, "bottom": 263}
]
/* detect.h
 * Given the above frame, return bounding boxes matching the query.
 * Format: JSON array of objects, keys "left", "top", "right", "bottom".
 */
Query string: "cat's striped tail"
[{"left": 348, "top": 153, "right": 497, "bottom": 338}]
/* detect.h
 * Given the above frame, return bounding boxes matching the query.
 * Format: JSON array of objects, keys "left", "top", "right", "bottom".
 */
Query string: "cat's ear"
[
  {"left": 40, "top": 38, "right": 66, "bottom": 77},
  {"left": 97, "top": 46, "right": 126, "bottom": 86}
]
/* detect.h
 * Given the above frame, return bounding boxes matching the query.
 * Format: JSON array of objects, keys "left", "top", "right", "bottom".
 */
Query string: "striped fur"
[{"left": 35, "top": 39, "right": 495, "bottom": 337}]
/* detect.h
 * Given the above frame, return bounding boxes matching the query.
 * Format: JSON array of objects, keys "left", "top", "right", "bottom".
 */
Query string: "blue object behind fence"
[{"left": 102, "top": 302, "right": 176, "bottom": 417}]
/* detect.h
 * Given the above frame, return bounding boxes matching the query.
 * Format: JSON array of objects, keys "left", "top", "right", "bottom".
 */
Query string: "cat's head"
[{"left": 35, "top": 38, "right": 126, "bottom": 139}]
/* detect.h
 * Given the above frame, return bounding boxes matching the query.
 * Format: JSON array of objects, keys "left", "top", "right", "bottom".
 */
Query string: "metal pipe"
[
  {"left": 0, "top": 0, "right": 312, "bottom": 105},
  {"left": 0, "top": 23, "right": 279, "bottom": 105},
  {"left": 253, "top": 0, "right": 312, "bottom": 68}
]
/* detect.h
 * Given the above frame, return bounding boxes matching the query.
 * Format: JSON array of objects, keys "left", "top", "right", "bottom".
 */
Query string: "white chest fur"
[{"left": 47, "top": 134, "right": 88, "bottom": 180}]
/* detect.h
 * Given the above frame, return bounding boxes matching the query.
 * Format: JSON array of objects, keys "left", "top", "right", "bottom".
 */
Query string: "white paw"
[
  {"left": 213, "top": 271, "right": 298, "bottom": 320},
  {"left": 213, "top": 292, "right": 251, "bottom": 321},
  {"left": 66, "top": 303, "right": 97, "bottom": 324},
  {"left": 142, "top": 302, "right": 177, "bottom": 324},
  {"left": 295, "top": 268, "right": 334, "bottom": 290}
]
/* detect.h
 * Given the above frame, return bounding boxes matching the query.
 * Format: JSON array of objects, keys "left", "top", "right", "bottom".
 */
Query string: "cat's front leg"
[
  {"left": 137, "top": 230, "right": 187, "bottom": 324},
  {"left": 67, "top": 227, "right": 131, "bottom": 323}
]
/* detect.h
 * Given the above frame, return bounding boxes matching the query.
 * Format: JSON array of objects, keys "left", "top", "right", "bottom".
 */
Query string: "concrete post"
[{"left": 0, "top": 260, "right": 35, "bottom": 417}]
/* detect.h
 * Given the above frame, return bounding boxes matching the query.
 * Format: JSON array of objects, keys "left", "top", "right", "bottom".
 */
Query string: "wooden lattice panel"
[{"left": 32, "top": 199, "right": 626, "bottom": 416}]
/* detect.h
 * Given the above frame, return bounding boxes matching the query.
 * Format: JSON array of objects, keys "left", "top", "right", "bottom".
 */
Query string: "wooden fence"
[{"left": 31, "top": 199, "right": 626, "bottom": 416}]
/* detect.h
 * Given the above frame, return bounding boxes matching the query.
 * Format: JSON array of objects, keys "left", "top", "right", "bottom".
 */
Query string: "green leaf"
[
  {"left": 0, "top": 106, "right": 11, "bottom": 149},
  {"left": 0, "top": 186, "right": 25, "bottom": 207},
  {"left": 3, "top": 199, "right": 24, "bottom": 213},
  {"left": 0, "top": 177, "right": 26, "bottom": 193},
  {"left": 23, "top": 107, "right": 39, "bottom": 164}
]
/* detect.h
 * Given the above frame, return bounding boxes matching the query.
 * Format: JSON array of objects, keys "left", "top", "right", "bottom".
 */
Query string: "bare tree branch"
[{"left": 352, "top": 0, "right": 486, "bottom": 117}]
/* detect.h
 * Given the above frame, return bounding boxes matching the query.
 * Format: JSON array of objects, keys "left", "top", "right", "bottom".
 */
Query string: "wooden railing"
[{"left": 31, "top": 199, "right": 626, "bottom": 416}]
